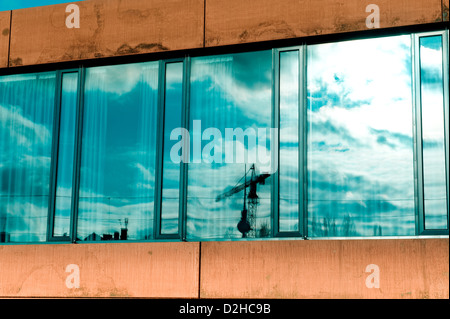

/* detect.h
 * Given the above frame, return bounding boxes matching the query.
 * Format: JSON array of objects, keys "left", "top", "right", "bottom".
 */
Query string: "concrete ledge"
[
  {"left": 8, "top": 0, "right": 204, "bottom": 67},
  {"left": 200, "top": 238, "right": 449, "bottom": 298},
  {"left": 205, "top": 0, "right": 443, "bottom": 47},
  {"left": 0, "top": 242, "right": 200, "bottom": 298},
  {"left": 0, "top": 0, "right": 446, "bottom": 68}
]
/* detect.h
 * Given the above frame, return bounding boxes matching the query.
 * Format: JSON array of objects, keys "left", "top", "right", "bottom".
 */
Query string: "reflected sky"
[
  {"left": 186, "top": 51, "right": 273, "bottom": 240},
  {"left": 77, "top": 62, "right": 159, "bottom": 241},
  {"left": 307, "top": 35, "right": 416, "bottom": 237},
  {"left": 0, "top": 72, "right": 56, "bottom": 242}
]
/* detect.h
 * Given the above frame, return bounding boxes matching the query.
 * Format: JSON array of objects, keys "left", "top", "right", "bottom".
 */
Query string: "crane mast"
[{"left": 215, "top": 164, "right": 270, "bottom": 238}]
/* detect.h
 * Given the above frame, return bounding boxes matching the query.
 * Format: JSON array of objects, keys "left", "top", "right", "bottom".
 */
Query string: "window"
[
  {"left": 48, "top": 71, "right": 79, "bottom": 240},
  {"left": 77, "top": 62, "right": 159, "bottom": 241},
  {"left": 0, "top": 72, "right": 56, "bottom": 242},
  {"left": 306, "top": 35, "right": 416, "bottom": 237},
  {"left": 186, "top": 51, "right": 274, "bottom": 240},
  {"left": 0, "top": 30, "right": 448, "bottom": 244},
  {"left": 415, "top": 32, "right": 449, "bottom": 233},
  {"left": 156, "top": 61, "right": 185, "bottom": 238}
]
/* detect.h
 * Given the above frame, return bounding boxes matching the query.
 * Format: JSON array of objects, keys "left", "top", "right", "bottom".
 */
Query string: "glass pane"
[
  {"left": 279, "top": 50, "right": 300, "bottom": 232},
  {"left": 419, "top": 35, "right": 448, "bottom": 230},
  {"left": 53, "top": 72, "right": 78, "bottom": 237},
  {"left": 307, "top": 35, "right": 415, "bottom": 237},
  {"left": 187, "top": 51, "right": 273, "bottom": 240},
  {"left": 77, "top": 62, "right": 159, "bottom": 241},
  {"left": 0, "top": 72, "right": 56, "bottom": 242},
  {"left": 160, "top": 62, "right": 183, "bottom": 235}
]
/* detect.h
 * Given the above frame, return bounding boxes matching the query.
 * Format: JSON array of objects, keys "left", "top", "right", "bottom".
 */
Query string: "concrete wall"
[
  {"left": 0, "top": 0, "right": 448, "bottom": 68},
  {"left": 0, "top": 239, "right": 448, "bottom": 298}
]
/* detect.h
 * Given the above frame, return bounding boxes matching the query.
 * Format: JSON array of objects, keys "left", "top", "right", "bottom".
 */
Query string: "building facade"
[{"left": 0, "top": 0, "right": 449, "bottom": 298}]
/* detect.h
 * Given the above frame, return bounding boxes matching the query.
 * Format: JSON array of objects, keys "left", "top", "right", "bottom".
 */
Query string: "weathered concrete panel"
[
  {"left": 0, "top": 11, "right": 10, "bottom": 68},
  {"left": 205, "top": 0, "right": 443, "bottom": 47},
  {"left": 0, "top": 242, "right": 200, "bottom": 298},
  {"left": 200, "top": 239, "right": 449, "bottom": 298},
  {"left": 9, "top": 0, "right": 204, "bottom": 67}
]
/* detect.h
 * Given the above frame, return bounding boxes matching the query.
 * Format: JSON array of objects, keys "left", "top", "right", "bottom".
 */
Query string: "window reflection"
[
  {"left": 307, "top": 36, "right": 416, "bottom": 236},
  {"left": 77, "top": 63, "right": 159, "bottom": 241},
  {"left": 0, "top": 73, "right": 56, "bottom": 242},
  {"left": 187, "top": 51, "right": 273, "bottom": 240},
  {"left": 419, "top": 35, "right": 448, "bottom": 230}
]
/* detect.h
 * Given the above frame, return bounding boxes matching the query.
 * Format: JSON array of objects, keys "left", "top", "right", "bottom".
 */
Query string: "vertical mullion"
[
  {"left": 70, "top": 67, "right": 85, "bottom": 243},
  {"left": 412, "top": 34, "right": 425, "bottom": 235},
  {"left": 272, "top": 48, "right": 280, "bottom": 238},
  {"left": 443, "top": 30, "right": 450, "bottom": 230},
  {"left": 275, "top": 47, "right": 304, "bottom": 238},
  {"left": 156, "top": 59, "right": 185, "bottom": 240},
  {"left": 154, "top": 60, "right": 165, "bottom": 239},
  {"left": 300, "top": 45, "right": 307, "bottom": 238},
  {"left": 180, "top": 57, "right": 190, "bottom": 241},
  {"left": 47, "top": 70, "right": 62, "bottom": 242}
]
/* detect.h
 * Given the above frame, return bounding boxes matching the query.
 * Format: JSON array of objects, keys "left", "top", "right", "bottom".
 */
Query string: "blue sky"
[{"left": 0, "top": 0, "right": 83, "bottom": 11}]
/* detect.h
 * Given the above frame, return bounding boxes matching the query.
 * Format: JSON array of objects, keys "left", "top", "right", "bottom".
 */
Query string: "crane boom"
[{"left": 215, "top": 173, "right": 270, "bottom": 202}]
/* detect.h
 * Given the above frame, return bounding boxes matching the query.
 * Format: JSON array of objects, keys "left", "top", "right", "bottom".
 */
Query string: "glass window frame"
[
  {"left": 273, "top": 46, "right": 307, "bottom": 238},
  {"left": 46, "top": 69, "right": 83, "bottom": 242},
  {"left": 413, "top": 30, "right": 449, "bottom": 235},
  {"left": 154, "top": 58, "right": 190, "bottom": 240}
]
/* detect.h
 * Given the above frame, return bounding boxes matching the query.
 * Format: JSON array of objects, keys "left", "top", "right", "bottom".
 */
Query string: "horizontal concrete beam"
[
  {"left": 0, "top": 11, "right": 10, "bottom": 68},
  {"left": 8, "top": 0, "right": 204, "bottom": 67},
  {"left": 0, "top": 242, "right": 200, "bottom": 298},
  {"left": 205, "top": 0, "right": 443, "bottom": 47},
  {"left": 0, "top": 0, "right": 447, "bottom": 68},
  {"left": 200, "top": 239, "right": 449, "bottom": 298},
  {"left": 0, "top": 239, "right": 447, "bottom": 298}
]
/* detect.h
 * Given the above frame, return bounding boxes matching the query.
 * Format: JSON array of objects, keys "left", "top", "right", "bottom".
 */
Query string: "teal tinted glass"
[
  {"left": 307, "top": 36, "right": 415, "bottom": 237},
  {"left": 187, "top": 50, "right": 273, "bottom": 240},
  {"left": 0, "top": 72, "right": 56, "bottom": 242},
  {"left": 77, "top": 62, "right": 159, "bottom": 241}
]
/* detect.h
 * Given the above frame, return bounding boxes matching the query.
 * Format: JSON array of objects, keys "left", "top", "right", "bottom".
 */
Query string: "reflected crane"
[{"left": 215, "top": 164, "right": 270, "bottom": 238}]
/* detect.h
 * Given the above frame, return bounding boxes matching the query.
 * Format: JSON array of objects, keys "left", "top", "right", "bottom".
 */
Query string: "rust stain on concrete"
[{"left": 8, "top": 0, "right": 204, "bottom": 66}]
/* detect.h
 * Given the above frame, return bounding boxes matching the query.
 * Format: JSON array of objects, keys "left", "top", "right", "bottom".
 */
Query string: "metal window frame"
[
  {"left": 413, "top": 30, "right": 450, "bottom": 235},
  {"left": 154, "top": 58, "right": 188, "bottom": 240},
  {"left": 272, "top": 46, "right": 307, "bottom": 238},
  {"left": 47, "top": 68, "right": 82, "bottom": 242}
]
